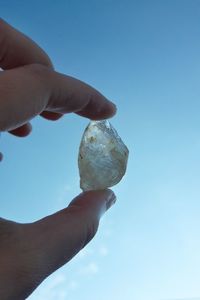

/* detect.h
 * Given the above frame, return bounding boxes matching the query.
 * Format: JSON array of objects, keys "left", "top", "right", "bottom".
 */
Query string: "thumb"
[{"left": 26, "top": 190, "right": 116, "bottom": 284}]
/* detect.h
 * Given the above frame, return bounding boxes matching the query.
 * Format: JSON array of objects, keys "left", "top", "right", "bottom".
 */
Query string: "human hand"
[
  {"left": 0, "top": 190, "right": 116, "bottom": 299},
  {"left": 0, "top": 19, "right": 116, "bottom": 299},
  {"left": 0, "top": 18, "right": 116, "bottom": 158}
]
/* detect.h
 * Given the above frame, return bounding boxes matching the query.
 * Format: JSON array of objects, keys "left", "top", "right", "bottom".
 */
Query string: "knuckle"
[
  {"left": 40, "top": 53, "right": 54, "bottom": 69},
  {"left": 23, "top": 63, "right": 52, "bottom": 89},
  {"left": 25, "top": 63, "right": 50, "bottom": 76}
]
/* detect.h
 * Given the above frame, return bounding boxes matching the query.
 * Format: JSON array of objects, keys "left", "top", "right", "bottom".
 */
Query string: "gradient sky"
[{"left": 1, "top": 1, "right": 200, "bottom": 299}]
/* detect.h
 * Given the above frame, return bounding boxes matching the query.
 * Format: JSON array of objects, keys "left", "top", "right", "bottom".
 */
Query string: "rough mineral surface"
[{"left": 78, "top": 120, "right": 129, "bottom": 191}]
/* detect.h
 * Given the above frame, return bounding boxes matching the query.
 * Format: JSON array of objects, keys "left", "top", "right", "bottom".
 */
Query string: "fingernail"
[{"left": 106, "top": 190, "right": 117, "bottom": 210}]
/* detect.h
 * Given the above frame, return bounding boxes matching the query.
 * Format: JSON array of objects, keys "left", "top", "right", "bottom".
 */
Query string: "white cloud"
[
  {"left": 29, "top": 272, "right": 79, "bottom": 300},
  {"left": 47, "top": 273, "right": 65, "bottom": 288},
  {"left": 52, "top": 181, "right": 79, "bottom": 211},
  {"left": 99, "top": 245, "right": 109, "bottom": 256},
  {"left": 79, "top": 262, "right": 99, "bottom": 275},
  {"left": 68, "top": 280, "right": 79, "bottom": 290},
  {"left": 56, "top": 184, "right": 73, "bottom": 204},
  {"left": 76, "top": 246, "right": 94, "bottom": 259}
]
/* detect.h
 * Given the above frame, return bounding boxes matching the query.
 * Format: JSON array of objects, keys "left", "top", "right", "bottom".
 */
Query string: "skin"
[{"left": 0, "top": 19, "right": 117, "bottom": 299}]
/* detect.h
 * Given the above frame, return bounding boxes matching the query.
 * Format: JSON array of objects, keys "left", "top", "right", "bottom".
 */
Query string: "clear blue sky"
[{"left": 1, "top": 1, "right": 200, "bottom": 299}]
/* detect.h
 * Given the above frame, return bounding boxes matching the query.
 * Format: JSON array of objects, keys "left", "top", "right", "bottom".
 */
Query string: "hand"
[
  {"left": 0, "top": 18, "right": 116, "bottom": 157},
  {"left": 0, "top": 19, "right": 117, "bottom": 299},
  {"left": 0, "top": 191, "right": 116, "bottom": 299}
]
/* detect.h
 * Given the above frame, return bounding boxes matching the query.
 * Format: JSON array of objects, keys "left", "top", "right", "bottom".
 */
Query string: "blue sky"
[{"left": 1, "top": 0, "right": 200, "bottom": 299}]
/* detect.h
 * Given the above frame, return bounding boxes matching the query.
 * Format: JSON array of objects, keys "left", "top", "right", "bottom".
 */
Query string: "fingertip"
[
  {"left": 69, "top": 189, "right": 116, "bottom": 216},
  {"left": 96, "top": 100, "right": 117, "bottom": 120},
  {"left": 76, "top": 99, "right": 117, "bottom": 120},
  {"left": 105, "top": 189, "right": 117, "bottom": 210},
  {"left": 9, "top": 123, "right": 32, "bottom": 137},
  {"left": 25, "top": 122, "right": 32, "bottom": 134},
  {"left": 107, "top": 101, "right": 117, "bottom": 116},
  {"left": 40, "top": 111, "right": 63, "bottom": 121}
]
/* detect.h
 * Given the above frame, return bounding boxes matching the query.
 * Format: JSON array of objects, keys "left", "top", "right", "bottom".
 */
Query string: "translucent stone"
[{"left": 78, "top": 120, "right": 129, "bottom": 191}]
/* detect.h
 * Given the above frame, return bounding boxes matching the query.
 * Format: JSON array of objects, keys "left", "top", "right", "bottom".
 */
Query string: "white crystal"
[{"left": 78, "top": 120, "right": 129, "bottom": 191}]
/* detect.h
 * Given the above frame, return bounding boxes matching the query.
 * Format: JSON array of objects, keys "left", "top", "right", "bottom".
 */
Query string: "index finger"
[{"left": 0, "top": 64, "right": 116, "bottom": 131}]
